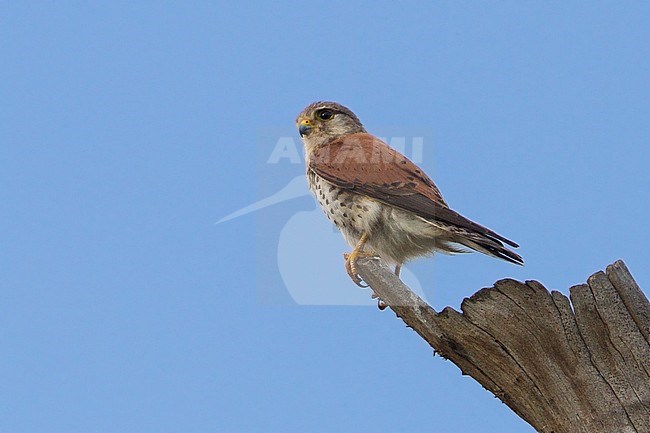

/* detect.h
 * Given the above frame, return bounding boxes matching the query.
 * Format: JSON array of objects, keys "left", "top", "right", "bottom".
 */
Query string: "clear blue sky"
[{"left": 2, "top": 2, "right": 649, "bottom": 432}]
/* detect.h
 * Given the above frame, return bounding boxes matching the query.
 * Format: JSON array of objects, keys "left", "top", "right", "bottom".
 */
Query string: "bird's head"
[{"left": 295, "top": 101, "right": 366, "bottom": 154}]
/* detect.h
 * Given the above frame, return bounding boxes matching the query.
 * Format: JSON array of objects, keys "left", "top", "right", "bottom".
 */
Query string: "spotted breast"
[{"left": 307, "top": 169, "right": 382, "bottom": 248}]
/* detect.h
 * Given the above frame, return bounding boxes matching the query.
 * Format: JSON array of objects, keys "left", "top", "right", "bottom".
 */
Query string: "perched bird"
[{"left": 296, "top": 101, "right": 523, "bottom": 292}]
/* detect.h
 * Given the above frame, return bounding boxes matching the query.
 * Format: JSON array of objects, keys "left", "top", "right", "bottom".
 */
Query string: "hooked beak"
[{"left": 298, "top": 119, "right": 313, "bottom": 137}]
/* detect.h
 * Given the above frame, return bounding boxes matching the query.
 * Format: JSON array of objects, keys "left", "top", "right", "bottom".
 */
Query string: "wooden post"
[{"left": 356, "top": 259, "right": 650, "bottom": 433}]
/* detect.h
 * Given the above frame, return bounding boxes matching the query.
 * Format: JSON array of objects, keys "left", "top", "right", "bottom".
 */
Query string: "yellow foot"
[{"left": 343, "top": 251, "right": 376, "bottom": 287}]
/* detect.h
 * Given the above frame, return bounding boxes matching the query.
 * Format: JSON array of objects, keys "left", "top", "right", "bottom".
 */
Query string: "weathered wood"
[
  {"left": 607, "top": 261, "right": 650, "bottom": 342},
  {"left": 356, "top": 258, "right": 650, "bottom": 433}
]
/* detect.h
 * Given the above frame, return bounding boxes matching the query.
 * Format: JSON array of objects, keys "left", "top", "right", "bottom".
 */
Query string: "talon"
[
  {"left": 343, "top": 254, "right": 368, "bottom": 287},
  {"left": 371, "top": 292, "right": 388, "bottom": 309},
  {"left": 369, "top": 291, "right": 388, "bottom": 309},
  {"left": 344, "top": 253, "right": 363, "bottom": 286},
  {"left": 343, "top": 232, "right": 374, "bottom": 287},
  {"left": 344, "top": 251, "right": 370, "bottom": 287}
]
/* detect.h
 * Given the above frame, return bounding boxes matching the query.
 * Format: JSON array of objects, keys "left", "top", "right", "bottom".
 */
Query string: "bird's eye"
[{"left": 317, "top": 109, "right": 334, "bottom": 120}]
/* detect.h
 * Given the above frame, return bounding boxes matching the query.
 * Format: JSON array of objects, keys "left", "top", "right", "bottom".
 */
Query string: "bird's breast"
[{"left": 307, "top": 171, "right": 382, "bottom": 236}]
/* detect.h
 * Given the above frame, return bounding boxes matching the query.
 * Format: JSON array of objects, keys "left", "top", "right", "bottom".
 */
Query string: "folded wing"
[{"left": 309, "top": 133, "right": 522, "bottom": 259}]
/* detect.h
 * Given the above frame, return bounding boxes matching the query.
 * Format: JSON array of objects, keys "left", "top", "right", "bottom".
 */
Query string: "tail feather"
[
  {"left": 418, "top": 215, "right": 524, "bottom": 265},
  {"left": 455, "top": 235, "right": 524, "bottom": 266}
]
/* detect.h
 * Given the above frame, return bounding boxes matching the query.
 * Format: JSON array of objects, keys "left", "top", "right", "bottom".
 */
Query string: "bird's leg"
[
  {"left": 343, "top": 232, "right": 375, "bottom": 287},
  {"left": 343, "top": 233, "right": 387, "bottom": 309},
  {"left": 395, "top": 264, "right": 402, "bottom": 277}
]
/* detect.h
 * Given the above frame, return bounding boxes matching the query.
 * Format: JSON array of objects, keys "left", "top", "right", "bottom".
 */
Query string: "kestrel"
[{"left": 296, "top": 101, "right": 523, "bottom": 297}]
